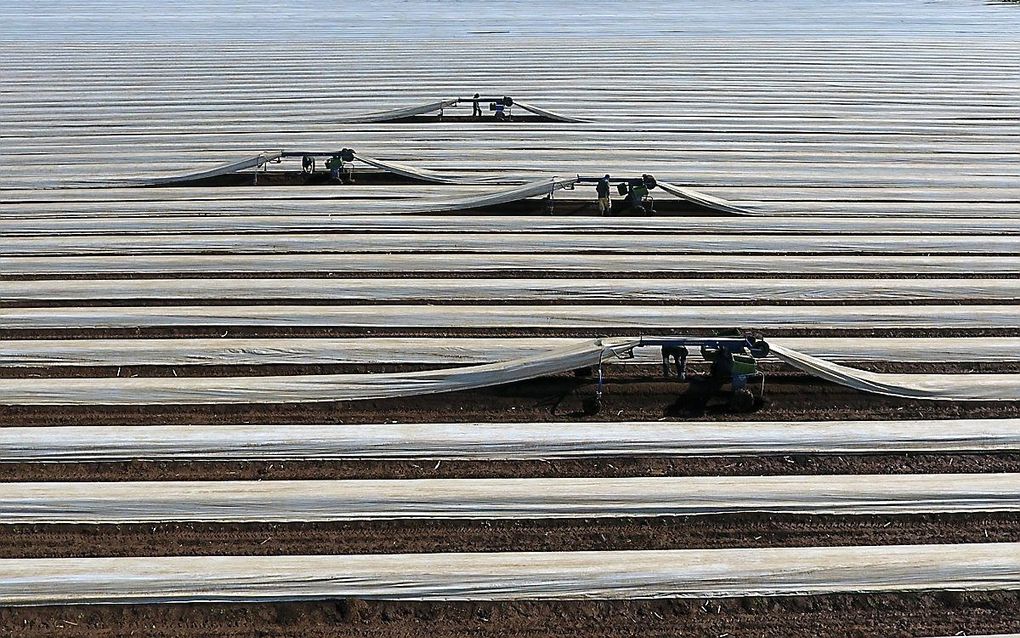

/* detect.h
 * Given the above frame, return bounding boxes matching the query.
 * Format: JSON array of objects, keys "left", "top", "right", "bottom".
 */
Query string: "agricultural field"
[{"left": 2, "top": 0, "right": 1020, "bottom": 636}]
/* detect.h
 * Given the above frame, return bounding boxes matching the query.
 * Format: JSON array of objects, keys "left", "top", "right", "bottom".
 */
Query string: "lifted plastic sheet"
[
  {"left": 0, "top": 338, "right": 636, "bottom": 406},
  {"left": 125, "top": 151, "right": 283, "bottom": 187},
  {"left": 337, "top": 99, "right": 459, "bottom": 123},
  {"left": 2, "top": 543, "right": 1017, "bottom": 605},
  {"left": 771, "top": 345, "right": 1020, "bottom": 401},
  {"left": 352, "top": 153, "right": 522, "bottom": 185},
  {"left": 513, "top": 100, "right": 591, "bottom": 123},
  {"left": 657, "top": 182, "right": 760, "bottom": 215},
  {"left": 4, "top": 419, "right": 1018, "bottom": 462},
  {"left": 408, "top": 177, "right": 577, "bottom": 213}
]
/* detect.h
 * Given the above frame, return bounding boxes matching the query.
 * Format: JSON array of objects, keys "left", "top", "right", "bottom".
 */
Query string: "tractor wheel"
[{"left": 730, "top": 388, "right": 756, "bottom": 412}]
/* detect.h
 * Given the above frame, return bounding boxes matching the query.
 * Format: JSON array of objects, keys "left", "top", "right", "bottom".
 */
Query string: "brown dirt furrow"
[
  {"left": 4, "top": 454, "right": 1020, "bottom": 483},
  {"left": 1, "top": 513, "right": 1018, "bottom": 559},
  {"left": 2, "top": 593, "right": 1019, "bottom": 638}
]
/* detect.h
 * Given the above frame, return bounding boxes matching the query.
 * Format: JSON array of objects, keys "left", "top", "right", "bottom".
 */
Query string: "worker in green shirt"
[{"left": 326, "top": 154, "right": 343, "bottom": 181}]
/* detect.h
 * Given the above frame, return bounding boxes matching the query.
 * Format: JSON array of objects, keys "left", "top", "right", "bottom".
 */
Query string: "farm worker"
[
  {"left": 326, "top": 154, "right": 343, "bottom": 181},
  {"left": 596, "top": 174, "right": 612, "bottom": 216},
  {"left": 340, "top": 148, "right": 356, "bottom": 183},
  {"left": 472, "top": 93, "right": 482, "bottom": 117}
]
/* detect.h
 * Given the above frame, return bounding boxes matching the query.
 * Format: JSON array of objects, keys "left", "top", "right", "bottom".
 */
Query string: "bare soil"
[{"left": 3, "top": 594, "right": 1019, "bottom": 638}]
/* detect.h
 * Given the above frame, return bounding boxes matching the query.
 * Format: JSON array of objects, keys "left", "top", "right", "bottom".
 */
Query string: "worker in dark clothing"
[
  {"left": 301, "top": 155, "right": 315, "bottom": 175},
  {"left": 472, "top": 93, "right": 482, "bottom": 117},
  {"left": 340, "top": 148, "right": 356, "bottom": 183},
  {"left": 596, "top": 174, "right": 612, "bottom": 216},
  {"left": 622, "top": 175, "right": 653, "bottom": 215}
]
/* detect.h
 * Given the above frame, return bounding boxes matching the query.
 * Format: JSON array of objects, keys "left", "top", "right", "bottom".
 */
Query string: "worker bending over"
[{"left": 326, "top": 149, "right": 357, "bottom": 183}]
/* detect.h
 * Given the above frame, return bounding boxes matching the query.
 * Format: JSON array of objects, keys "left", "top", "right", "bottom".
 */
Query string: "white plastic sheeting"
[
  {"left": 408, "top": 177, "right": 577, "bottom": 213},
  {"left": 514, "top": 100, "right": 590, "bottom": 123},
  {"left": 3, "top": 337, "right": 1016, "bottom": 368},
  {"left": 657, "top": 182, "right": 760, "bottom": 215},
  {"left": 2, "top": 543, "right": 1018, "bottom": 604},
  {"left": 6, "top": 233, "right": 1015, "bottom": 256},
  {"left": 128, "top": 151, "right": 283, "bottom": 187},
  {"left": 4, "top": 419, "right": 1019, "bottom": 462},
  {"left": 6, "top": 254, "right": 1017, "bottom": 277},
  {"left": 0, "top": 338, "right": 636, "bottom": 405},
  {"left": 9, "top": 213, "right": 1020, "bottom": 236},
  {"left": 771, "top": 345, "right": 1020, "bottom": 402},
  {"left": 4, "top": 304, "right": 1019, "bottom": 330},
  {"left": 926, "top": 635, "right": 1020, "bottom": 638},
  {"left": 7, "top": 277, "right": 1020, "bottom": 304},
  {"left": 5, "top": 210, "right": 1020, "bottom": 237},
  {"left": 5, "top": 1, "right": 1020, "bottom": 217},
  {"left": 5, "top": 474, "right": 1020, "bottom": 524},
  {"left": 352, "top": 152, "right": 520, "bottom": 185},
  {"left": 337, "top": 98, "right": 458, "bottom": 123}
]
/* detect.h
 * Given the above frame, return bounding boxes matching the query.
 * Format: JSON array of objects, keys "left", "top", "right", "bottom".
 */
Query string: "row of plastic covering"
[
  {"left": 4, "top": 474, "right": 1020, "bottom": 523},
  {"left": 6, "top": 211, "right": 1020, "bottom": 236},
  {"left": 4, "top": 304, "right": 1020, "bottom": 330},
  {"left": 6, "top": 253, "right": 1017, "bottom": 277},
  {"left": 7, "top": 277, "right": 1020, "bottom": 304},
  {"left": 3, "top": 186, "right": 1015, "bottom": 218},
  {"left": 2, "top": 543, "right": 1016, "bottom": 604},
  {"left": 2, "top": 341, "right": 1017, "bottom": 405},
  {"left": 0, "top": 339, "right": 637, "bottom": 405},
  {"left": 6, "top": 232, "right": 1018, "bottom": 256},
  {"left": 4, "top": 337, "right": 1016, "bottom": 368},
  {"left": 3, "top": 419, "right": 1017, "bottom": 462}
]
